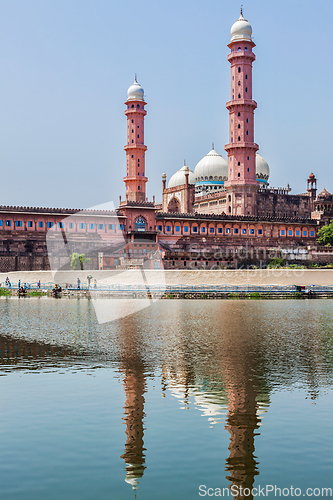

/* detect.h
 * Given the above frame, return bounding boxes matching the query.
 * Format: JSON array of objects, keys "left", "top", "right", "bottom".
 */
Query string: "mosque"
[{"left": 0, "top": 10, "right": 332, "bottom": 272}]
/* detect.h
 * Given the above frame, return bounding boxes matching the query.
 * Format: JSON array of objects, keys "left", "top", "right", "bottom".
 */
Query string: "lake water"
[{"left": 0, "top": 298, "right": 332, "bottom": 500}]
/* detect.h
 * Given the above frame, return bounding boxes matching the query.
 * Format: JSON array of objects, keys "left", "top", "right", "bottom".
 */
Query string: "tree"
[
  {"left": 70, "top": 253, "right": 91, "bottom": 270},
  {"left": 317, "top": 220, "right": 333, "bottom": 246}
]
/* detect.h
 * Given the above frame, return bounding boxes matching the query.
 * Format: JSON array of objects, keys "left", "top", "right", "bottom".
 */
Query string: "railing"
[{"left": 1, "top": 282, "right": 333, "bottom": 294}]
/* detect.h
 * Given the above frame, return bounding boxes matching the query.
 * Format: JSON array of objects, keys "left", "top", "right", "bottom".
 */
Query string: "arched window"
[
  {"left": 131, "top": 104, "right": 134, "bottom": 108},
  {"left": 238, "top": 136, "right": 241, "bottom": 141},
  {"left": 138, "top": 186, "right": 140, "bottom": 190},
  {"left": 137, "top": 104, "right": 140, "bottom": 108},
  {"left": 245, "top": 74, "right": 248, "bottom": 79},
  {"left": 228, "top": 195, "right": 231, "bottom": 202},
  {"left": 237, "top": 47, "right": 241, "bottom": 51},
  {"left": 238, "top": 81, "right": 241, "bottom": 86},
  {"left": 238, "top": 124, "right": 240, "bottom": 129},
  {"left": 238, "top": 94, "right": 241, "bottom": 98},
  {"left": 238, "top": 162, "right": 240, "bottom": 166},
  {"left": 238, "top": 67, "right": 241, "bottom": 73},
  {"left": 238, "top": 112, "right": 241, "bottom": 117},
  {"left": 245, "top": 87, "right": 248, "bottom": 92},
  {"left": 135, "top": 216, "right": 146, "bottom": 232}
]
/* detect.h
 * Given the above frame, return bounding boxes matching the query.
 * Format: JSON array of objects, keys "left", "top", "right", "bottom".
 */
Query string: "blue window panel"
[
  {"left": 0, "top": 220, "right": 2, "bottom": 226},
  {"left": 303, "top": 231, "right": 307, "bottom": 236},
  {"left": 58, "top": 222, "right": 63, "bottom": 228},
  {"left": 210, "top": 227, "right": 214, "bottom": 233},
  {"left": 234, "top": 228, "right": 239, "bottom": 234},
  {"left": 98, "top": 224, "right": 105, "bottom": 230},
  {"left": 79, "top": 223, "right": 85, "bottom": 229},
  {"left": 296, "top": 230, "right": 300, "bottom": 236},
  {"left": 6, "top": 220, "right": 12, "bottom": 227},
  {"left": 47, "top": 222, "right": 53, "bottom": 228},
  {"left": 218, "top": 228, "right": 222, "bottom": 233},
  {"left": 175, "top": 226, "right": 180, "bottom": 232},
  {"left": 108, "top": 224, "right": 114, "bottom": 230},
  {"left": 16, "top": 221, "right": 22, "bottom": 227},
  {"left": 166, "top": 225, "right": 171, "bottom": 231},
  {"left": 250, "top": 228, "right": 255, "bottom": 234},
  {"left": 288, "top": 230, "right": 292, "bottom": 236},
  {"left": 281, "top": 230, "right": 285, "bottom": 235},
  {"left": 242, "top": 229, "right": 247, "bottom": 234},
  {"left": 258, "top": 229, "right": 263, "bottom": 235},
  {"left": 69, "top": 223, "right": 74, "bottom": 229},
  {"left": 157, "top": 225, "right": 162, "bottom": 231},
  {"left": 201, "top": 227, "right": 205, "bottom": 233},
  {"left": 89, "top": 223, "right": 95, "bottom": 229},
  {"left": 226, "top": 228, "right": 231, "bottom": 234},
  {"left": 310, "top": 231, "right": 315, "bottom": 237},
  {"left": 118, "top": 224, "right": 124, "bottom": 230},
  {"left": 192, "top": 226, "right": 198, "bottom": 233},
  {"left": 184, "top": 226, "right": 188, "bottom": 232},
  {"left": 39, "top": 221, "right": 43, "bottom": 228}
]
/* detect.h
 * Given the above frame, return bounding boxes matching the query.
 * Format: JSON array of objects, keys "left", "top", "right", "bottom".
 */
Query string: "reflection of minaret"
[
  {"left": 119, "top": 320, "right": 148, "bottom": 492},
  {"left": 120, "top": 363, "right": 146, "bottom": 491},
  {"left": 224, "top": 382, "right": 261, "bottom": 499}
]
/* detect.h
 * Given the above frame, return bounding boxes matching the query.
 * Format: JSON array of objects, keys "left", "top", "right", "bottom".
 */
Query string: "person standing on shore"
[
  {"left": 18, "top": 280, "right": 21, "bottom": 289},
  {"left": 77, "top": 278, "right": 80, "bottom": 290},
  {"left": 37, "top": 280, "right": 41, "bottom": 289}
]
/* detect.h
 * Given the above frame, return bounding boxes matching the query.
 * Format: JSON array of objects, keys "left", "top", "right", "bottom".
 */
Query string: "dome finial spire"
[
  {"left": 240, "top": 5, "right": 243, "bottom": 16},
  {"left": 212, "top": 142, "right": 214, "bottom": 150},
  {"left": 134, "top": 73, "right": 137, "bottom": 82}
]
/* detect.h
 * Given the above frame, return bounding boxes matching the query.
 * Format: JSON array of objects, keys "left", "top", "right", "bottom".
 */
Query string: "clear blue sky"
[{"left": 0, "top": 0, "right": 332, "bottom": 209}]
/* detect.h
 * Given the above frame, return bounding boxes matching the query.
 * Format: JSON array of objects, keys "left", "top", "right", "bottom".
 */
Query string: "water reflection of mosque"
[
  {"left": 117, "top": 301, "right": 329, "bottom": 498},
  {"left": 0, "top": 300, "right": 330, "bottom": 499}
]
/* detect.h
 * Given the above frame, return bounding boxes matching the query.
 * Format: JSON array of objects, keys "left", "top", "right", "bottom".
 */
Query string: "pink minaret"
[
  {"left": 224, "top": 9, "right": 259, "bottom": 216},
  {"left": 124, "top": 76, "right": 148, "bottom": 203}
]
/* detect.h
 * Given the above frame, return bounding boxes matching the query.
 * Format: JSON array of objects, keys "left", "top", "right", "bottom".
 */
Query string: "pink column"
[
  {"left": 123, "top": 77, "right": 148, "bottom": 203},
  {"left": 224, "top": 11, "right": 259, "bottom": 216}
]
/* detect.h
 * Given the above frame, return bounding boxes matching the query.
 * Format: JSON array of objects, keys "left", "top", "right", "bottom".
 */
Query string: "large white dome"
[
  {"left": 256, "top": 153, "right": 270, "bottom": 183},
  {"left": 168, "top": 165, "right": 195, "bottom": 189},
  {"left": 127, "top": 77, "right": 144, "bottom": 101},
  {"left": 230, "top": 12, "right": 252, "bottom": 42},
  {"left": 194, "top": 148, "right": 228, "bottom": 184}
]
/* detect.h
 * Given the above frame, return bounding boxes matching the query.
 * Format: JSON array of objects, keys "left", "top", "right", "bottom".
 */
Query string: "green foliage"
[
  {"left": 0, "top": 288, "right": 11, "bottom": 296},
  {"left": 248, "top": 292, "right": 261, "bottom": 299},
  {"left": 27, "top": 291, "right": 46, "bottom": 296},
  {"left": 228, "top": 292, "right": 240, "bottom": 299},
  {"left": 70, "top": 253, "right": 91, "bottom": 270},
  {"left": 317, "top": 220, "right": 333, "bottom": 246},
  {"left": 287, "top": 264, "right": 306, "bottom": 269},
  {"left": 267, "top": 257, "right": 285, "bottom": 269}
]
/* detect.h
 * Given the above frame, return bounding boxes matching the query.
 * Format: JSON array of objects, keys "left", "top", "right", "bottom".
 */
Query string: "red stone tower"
[
  {"left": 224, "top": 9, "right": 259, "bottom": 216},
  {"left": 124, "top": 76, "right": 148, "bottom": 202}
]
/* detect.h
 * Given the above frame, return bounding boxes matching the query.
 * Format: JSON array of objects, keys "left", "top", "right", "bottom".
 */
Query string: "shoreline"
[{"left": 1, "top": 269, "right": 333, "bottom": 287}]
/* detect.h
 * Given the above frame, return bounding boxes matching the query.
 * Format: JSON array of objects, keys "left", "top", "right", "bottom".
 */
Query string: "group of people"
[{"left": 5, "top": 277, "right": 41, "bottom": 289}]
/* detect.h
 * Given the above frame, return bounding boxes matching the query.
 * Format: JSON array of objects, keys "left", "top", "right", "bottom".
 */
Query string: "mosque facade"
[{"left": 0, "top": 11, "right": 331, "bottom": 272}]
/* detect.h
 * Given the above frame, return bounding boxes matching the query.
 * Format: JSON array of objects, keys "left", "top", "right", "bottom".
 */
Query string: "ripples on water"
[{"left": 0, "top": 297, "right": 332, "bottom": 499}]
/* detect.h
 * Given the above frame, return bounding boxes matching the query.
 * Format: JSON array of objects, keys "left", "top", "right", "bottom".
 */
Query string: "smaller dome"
[
  {"left": 317, "top": 187, "right": 332, "bottom": 201},
  {"left": 127, "top": 76, "right": 144, "bottom": 101},
  {"left": 230, "top": 11, "right": 252, "bottom": 42},
  {"left": 168, "top": 165, "right": 195, "bottom": 189},
  {"left": 256, "top": 153, "right": 270, "bottom": 182}
]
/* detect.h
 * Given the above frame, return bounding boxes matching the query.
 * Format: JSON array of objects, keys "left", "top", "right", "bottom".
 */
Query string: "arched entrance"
[{"left": 167, "top": 197, "right": 180, "bottom": 213}]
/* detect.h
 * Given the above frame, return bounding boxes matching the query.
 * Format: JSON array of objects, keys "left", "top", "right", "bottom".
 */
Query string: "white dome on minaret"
[
  {"left": 230, "top": 9, "right": 252, "bottom": 42},
  {"left": 127, "top": 75, "right": 144, "bottom": 101}
]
